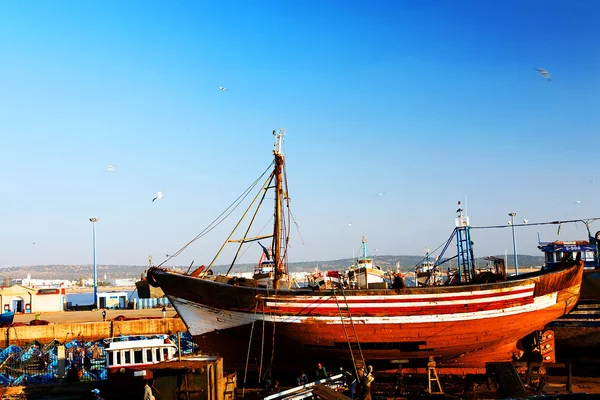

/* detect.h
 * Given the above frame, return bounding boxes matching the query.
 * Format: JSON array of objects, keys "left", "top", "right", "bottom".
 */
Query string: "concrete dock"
[{"left": 4, "top": 308, "right": 186, "bottom": 347}]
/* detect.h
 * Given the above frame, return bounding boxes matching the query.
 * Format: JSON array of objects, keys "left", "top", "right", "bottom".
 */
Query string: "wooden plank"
[{"left": 311, "top": 384, "right": 351, "bottom": 400}]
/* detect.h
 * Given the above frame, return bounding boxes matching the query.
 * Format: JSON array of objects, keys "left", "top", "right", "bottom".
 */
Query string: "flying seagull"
[
  {"left": 523, "top": 219, "right": 529, "bottom": 224},
  {"left": 152, "top": 191, "right": 164, "bottom": 202},
  {"left": 108, "top": 165, "right": 115, "bottom": 171},
  {"left": 575, "top": 200, "right": 581, "bottom": 204},
  {"left": 535, "top": 68, "right": 551, "bottom": 81},
  {"left": 217, "top": 86, "right": 228, "bottom": 91}
]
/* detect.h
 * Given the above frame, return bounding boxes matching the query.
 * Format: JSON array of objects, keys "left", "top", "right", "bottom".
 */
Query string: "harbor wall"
[{"left": 2, "top": 318, "right": 187, "bottom": 347}]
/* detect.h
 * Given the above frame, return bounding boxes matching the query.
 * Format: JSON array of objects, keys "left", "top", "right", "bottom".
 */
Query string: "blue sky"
[{"left": 1, "top": 0, "right": 598, "bottom": 268}]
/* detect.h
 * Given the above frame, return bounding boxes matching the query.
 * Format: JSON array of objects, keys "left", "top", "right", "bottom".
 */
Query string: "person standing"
[
  {"left": 162, "top": 306, "right": 166, "bottom": 318},
  {"left": 296, "top": 370, "right": 309, "bottom": 386},
  {"left": 102, "top": 310, "right": 106, "bottom": 322},
  {"left": 361, "top": 366, "right": 375, "bottom": 400},
  {"left": 340, "top": 367, "right": 357, "bottom": 400},
  {"left": 315, "top": 362, "right": 327, "bottom": 380},
  {"left": 143, "top": 380, "right": 155, "bottom": 400}
]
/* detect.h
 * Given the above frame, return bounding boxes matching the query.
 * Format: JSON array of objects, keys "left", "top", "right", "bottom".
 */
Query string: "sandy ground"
[{"left": 12, "top": 307, "right": 177, "bottom": 324}]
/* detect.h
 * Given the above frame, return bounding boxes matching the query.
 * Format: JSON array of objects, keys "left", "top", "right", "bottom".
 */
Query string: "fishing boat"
[
  {"left": 539, "top": 226, "right": 600, "bottom": 300},
  {"left": 346, "top": 237, "right": 387, "bottom": 289},
  {"left": 104, "top": 335, "right": 177, "bottom": 373},
  {"left": 539, "top": 223, "right": 600, "bottom": 358},
  {"left": 147, "top": 130, "right": 584, "bottom": 375},
  {"left": 414, "top": 248, "right": 442, "bottom": 286},
  {"left": 0, "top": 311, "right": 15, "bottom": 327}
]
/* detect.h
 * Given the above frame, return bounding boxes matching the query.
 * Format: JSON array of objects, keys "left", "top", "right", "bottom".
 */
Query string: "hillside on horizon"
[{"left": 0, "top": 254, "right": 545, "bottom": 281}]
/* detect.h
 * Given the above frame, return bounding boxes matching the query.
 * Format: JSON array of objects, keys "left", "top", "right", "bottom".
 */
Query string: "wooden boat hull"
[
  {"left": 135, "top": 279, "right": 165, "bottom": 299},
  {"left": 148, "top": 261, "right": 583, "bottom": 373}
]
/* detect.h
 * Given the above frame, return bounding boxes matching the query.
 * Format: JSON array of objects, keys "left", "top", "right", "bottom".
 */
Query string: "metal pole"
[
  {"left": 90, "top": 218, "right": 98, "bottom": 308},
  {"left": 509, "top": 213, "right": 518, "bottom": 275}
]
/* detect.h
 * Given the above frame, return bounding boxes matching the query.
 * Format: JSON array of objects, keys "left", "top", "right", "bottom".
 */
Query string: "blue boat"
[
  {"left": 0, "top": 311, "right": 15, "bottom": 327},
  {"left": 541, "top": 225, "right": 600, "bottom": 359},
  {"left": 539, "top": 227, "right": 600, "bottom": 300}
]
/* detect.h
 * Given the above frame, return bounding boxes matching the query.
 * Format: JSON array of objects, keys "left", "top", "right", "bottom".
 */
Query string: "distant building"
[
  {"left": 14, "top": 273, "right": 74, "bottom": 289},
  {"left": 110, "top": 278, "right": 136, "bottom": 287},
  {"left": 0, "top": 284, "right": 66, "bottom": 313}
]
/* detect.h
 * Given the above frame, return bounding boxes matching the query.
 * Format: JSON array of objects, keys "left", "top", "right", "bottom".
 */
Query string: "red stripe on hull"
[{"left": 268, "top": 296, "right": 535, "bottom": 316}]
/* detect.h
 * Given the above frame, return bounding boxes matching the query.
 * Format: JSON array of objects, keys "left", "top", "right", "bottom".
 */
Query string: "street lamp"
[
  {"left": 508, "top": 212, "right": 518, "bottom": 275},
  {"left": 89, "top": 218, "right": 99, "bottom": 308}
]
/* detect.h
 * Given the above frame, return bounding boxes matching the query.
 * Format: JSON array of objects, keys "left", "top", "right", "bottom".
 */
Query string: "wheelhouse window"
[
  {"left": 585, "top": 251, "right": 595, "bottom": 261},
  {"left": 116, "top": 351, "right": 122, "bottom": 365},
  {"left": 146, "top": 349, "right": 153, "bottom": 363},
  {"left": 124, "top": 351, "right": 131, "bottom": 364},
  {"left": 545, "top": 252, "right": 554, "bottom": 263},
  {"left": 134, "top": 349, "right": 143, "bottom": 364}
]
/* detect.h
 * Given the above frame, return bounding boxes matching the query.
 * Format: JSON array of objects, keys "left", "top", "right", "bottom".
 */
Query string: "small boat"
[
  {"left": 252, "top": 244, "right": 276, "bottom": 288},
  {"left": 414, "top": 248, "right": 442, "bottom": 286},
  {"left": 104, "top": 335, "right": 177, "bottom": 373},
  {"left": 346, "top": 237, "right": 387, "bottom": 289},
  {"left": 539, "top": 227, "right": 600, "bottom": 300},
  {"left": 147, "top": 130, "right": 584, "bottom": 375},
  {"left": 0, "top": 311, "right": 15, "bottom": 327},
  {"left": 540, "top": 223, "right": 600, "bottom": 358}
]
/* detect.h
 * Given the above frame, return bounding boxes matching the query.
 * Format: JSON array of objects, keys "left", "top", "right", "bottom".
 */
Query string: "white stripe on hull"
[{"left": 170, "top": 291, "right": 558, "bottom": 337}]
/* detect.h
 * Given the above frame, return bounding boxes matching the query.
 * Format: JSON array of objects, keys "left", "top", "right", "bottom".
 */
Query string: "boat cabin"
[
  {"left": 105, "top": 336, "right": 178, "bottom": 372},
  {"left": 539, "top": 241, "right": 598, "bottom": 270}
]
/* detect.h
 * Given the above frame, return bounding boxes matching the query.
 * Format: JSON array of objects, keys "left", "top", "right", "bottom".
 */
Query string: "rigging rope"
[
  {"left": 411, "top": 217, "right": 599, "bottom": 269},
  {"left": 157, "top": 161, "right": 275, "bottom": 268},
  {"left": 470, "top": 217, "right": 600, "bottom": 230}
]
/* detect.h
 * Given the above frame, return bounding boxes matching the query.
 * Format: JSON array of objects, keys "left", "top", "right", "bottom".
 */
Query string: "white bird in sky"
[
  {"left": 108, "top": 165, "right": 115, "bottom": 171},
  {"left": 575, "top": 200, "right": 581, "bottom": 204},
  {"left": 217, "top": 86, "right": 228, "bottom": 91},
  {"left": 152, "top": 191, "right": 164, "bottom": 202},
  {"left": 523, "top": 219, "right": 528, "bottom": 224},
  {"left": 348, "top": 222, "right": 352, "bottom": 227},
  {"left": 535, "top": 68, "right": 551, "bottom": 81}
]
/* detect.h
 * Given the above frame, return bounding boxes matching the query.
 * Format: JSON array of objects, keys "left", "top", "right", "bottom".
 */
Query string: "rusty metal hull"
[{"left": 148, "top": 261, "right": 583, "bottom": 372}]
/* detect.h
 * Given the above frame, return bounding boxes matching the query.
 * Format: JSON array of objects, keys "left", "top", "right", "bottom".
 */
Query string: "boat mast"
[
  {"left": 272, "top": 129, "right": 287, "bottom": 290},
  {"left": 361, "top": 236, "right": 368, "bottom": 261}
]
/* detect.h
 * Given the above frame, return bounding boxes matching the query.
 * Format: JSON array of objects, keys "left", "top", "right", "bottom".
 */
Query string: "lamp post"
[
  {"left": 89, "top": 218, "right": 98, "bottom": 308},
  {"left": 508, "top": 212, "right": 518, "bottom": 275}
]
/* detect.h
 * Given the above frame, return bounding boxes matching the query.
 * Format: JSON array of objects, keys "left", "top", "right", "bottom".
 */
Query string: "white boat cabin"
[{"left": 105, "top": 336, "right": 178, "bottom": 371}]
